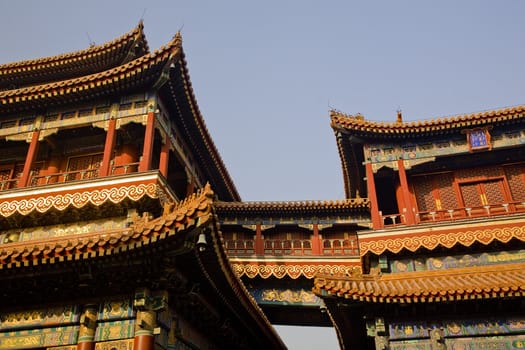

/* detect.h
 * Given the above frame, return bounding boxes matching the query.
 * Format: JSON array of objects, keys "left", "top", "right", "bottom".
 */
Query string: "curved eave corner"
[
  {"left": 172, "top": 47, "right": 241, "bottom": 201},
  {"left": 313, "top": 262, "right": 525, "bottom": 304},
  {"left": 0, "top": 183, "right": 214, "bottom": 270},
  {"left": 0, "top": 21, "right": 150, "bottom": 88},
  {"left": 0, "top": 32, "right": 182, "bottom": 114},
  {"left": 206, "top": 200, "right": 287, "bottom": 349}
]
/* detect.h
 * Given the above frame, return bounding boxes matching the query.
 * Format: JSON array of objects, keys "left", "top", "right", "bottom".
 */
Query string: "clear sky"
[{"left": 1, "top": 1, "right": 524, "bottom": 348}]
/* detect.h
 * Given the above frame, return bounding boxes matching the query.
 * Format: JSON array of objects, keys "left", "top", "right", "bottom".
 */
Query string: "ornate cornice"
[
  {"left": 0, "top": 184, "right": 215, "bottom": 269},
  {"left": 231, "top": 262, "right": 361, "bottom": 279},
  {"left": 359, "top": 223, "right": 525, "bottom": 256}
]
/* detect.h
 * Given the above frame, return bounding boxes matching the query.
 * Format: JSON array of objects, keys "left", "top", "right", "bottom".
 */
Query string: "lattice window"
[
  {"left": 505, "top": 164, "right": 525, "bottom": 201},
  {"left": 66, "top": 153, "right": 103, "bottom": 181},
  {"left": 412, "top": 175, "right": 436, "bottom": 211},
  {"left": 484, "top": 179, "right": 506, "bottom": 204},
  {"left": 436, "top": 173, "right": 458, "bottom": 209},
  {"left": 460, "top": 183, "right": 482, "bottom": 207}
]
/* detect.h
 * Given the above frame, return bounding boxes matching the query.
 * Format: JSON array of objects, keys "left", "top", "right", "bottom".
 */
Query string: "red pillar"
[
  {"left": 77, "top": 342, "right": 95, "bottom": 350},
  {"left": 99, "top": 119, "right": 117, "bottom": 177},
  {"left": 18, "top": 130, "right": 40, "bottom": 188},
  {"left": 134, "top": 310, "right": 155, "bottom": 350},
  {"left": 133, "top": 334, "right": 154, "bottom": 350},
  {"left": 139, "top": 112, "right": 156, "bottom": 172},
  {"left": 397, "top": 159, "right": 416, "bottom": 225},
  {"left": 312, "top": 224, "right": 321, "bottom": 255},
  {"left": 159, "top": 140, "right": 170, "bottom": 178},
  {"left": 255, "top": 223, "right": 264, "bottom": 255},
  {"left": 365, "top": 162, "right": 382, "bottom": 229},
  {"left": 77, "top": 305, "right": 97, "bottom": 350}
]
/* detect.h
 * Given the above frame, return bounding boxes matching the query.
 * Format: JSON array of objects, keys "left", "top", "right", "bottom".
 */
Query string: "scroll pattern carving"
[
  {"left": 231, "top": 263, "right": 358, "bottom": 279},
  {"left": 360, "top": 225, "right": 525, "bottom": 256},
  {"left": 0, "top": 183, "right": 158, "bottom": 217}
]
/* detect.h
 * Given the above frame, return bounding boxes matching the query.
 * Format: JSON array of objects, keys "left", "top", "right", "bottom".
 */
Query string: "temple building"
[
  {"left": 0, "top": 23, "right": 285, "bottom": 350},
  {"left": 2, "top": 20, "right": 525, "bottom": 350},
  {"left": 314, "top": 109, "right": 525, "bottom": 349}
]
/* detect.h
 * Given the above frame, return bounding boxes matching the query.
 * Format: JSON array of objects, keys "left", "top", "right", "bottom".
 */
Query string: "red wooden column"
[
  {"left": 365, "top": 162, "right": 382, "bottom": 229},
  {"left": 77, "top": 305, "right": 98, "bottom": 350},
  {"left": 159, "top": 139, "right": 170, "bottom": 178},
  {"left": 18, "top": 130, "right": 40, "bottom": 188},
  {"left": 99, "top": 118, "right": 117, "bottom": 177},
  {"left": 312, "top": 224, "right": 321, "bottom": 255},
  {"left": 139, "top": 111, "right": 156, "bottom": 172},
  {"left": 397, "top": 159, "right": 416, "bottom": 225},
  {"left": 133, "top": 288, "right": 167, "bottom": 350},
  {"left": 255, "top": 223, "right": 264, "bottom": 255},
  {"left": 133, "top": 310, "right": 155, "bottom": 350}
]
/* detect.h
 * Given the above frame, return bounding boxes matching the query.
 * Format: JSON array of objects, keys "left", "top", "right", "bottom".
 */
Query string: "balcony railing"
[
  {"left": 225, "top": 240, "right": 255, "bottom": 255},
  {"left": 0, "top": 178, "right": 19, "bottom": 191},
  {"left": 322, "top": 239, "right": 359, "bottom": 255},
  {"left": 380, "top": 201, "right": 525, "bottom": 228},
  {"left": 1, "top": 162, "right": 141, "bottom": 189},
  {"left": 111, "top": 162, "right": 140, "bottom": 175},
  {"left": 31, "top": 168, "right": 101, "bottom": 185},
  {"left": 224, "top": 238, "right": 360, "bottom": 257},
  {"left": 263, "top": 239, "right": 313, "bottom": 256}
]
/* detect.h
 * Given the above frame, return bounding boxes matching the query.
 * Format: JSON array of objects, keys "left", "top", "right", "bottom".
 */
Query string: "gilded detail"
[
  {"left": 0, "top": 184, "right": 158, "bottom": 217},
  {"left": 360, "top": 225, "right": 525, "bottom": 256},
  {"left": 232, "top": 263, "right": 357, "bottom": 279}
]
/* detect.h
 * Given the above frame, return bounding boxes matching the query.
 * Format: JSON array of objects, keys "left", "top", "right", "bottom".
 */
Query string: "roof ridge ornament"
[{"left": 396, "top": 109, "right": 403, "bottom": 123}]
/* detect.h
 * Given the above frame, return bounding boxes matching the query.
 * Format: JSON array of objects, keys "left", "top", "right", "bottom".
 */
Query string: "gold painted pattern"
[
  {"left": 0, "top": 184, "right": 158, "bottom": 217},
  {"left": 360, "top": 225, "right": 525, "bottom": 256},
  {"left": 231, "top": 263, "right": 358, "bottom": 279},
  {"left": 262, "top": 289, "right": 318, "bottom": 303},
  {"left": 94, "top": 339, "right": 133, "bottom": 350}
]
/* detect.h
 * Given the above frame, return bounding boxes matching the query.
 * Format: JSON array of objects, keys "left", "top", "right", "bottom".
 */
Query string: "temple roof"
[
  {"left": 0, "top": 182, "right": 211, "bottom": 269},
  {"left": 314, "top": 262, "right": 525, "bottom": 303},
  {"left": 0, "top": 21, "right": 148, "bottom": 90},
  {"left": 0, "top": 32, "right": 178, "bottom": 114},
  {"left": 331, "top": 104, "right": 525, "bottom": 139},
  {"left": 0, "top": 27, "right": 239, "bottom": 200},
  {"left": 0, "top": 184, "right": 285, "bottom": 349},
  {"left": 331, "top": 105, "right": 525, "bottom": 198}
]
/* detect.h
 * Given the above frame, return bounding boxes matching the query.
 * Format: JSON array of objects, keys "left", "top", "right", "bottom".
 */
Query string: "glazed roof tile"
[
  {"left": 0, "top": 184, "right": 285, "bottom": 349},
  {"left": 314, "top": 262, "right": 525, "bottom": 303},
  {"left": 0, "top": 33, "right": 179, "bottom": 113},
  {"left": 331, "top": 105, "right": 525, "bottom": 138},
  {"left": 171, "top": 55, "right": 240, "bottom": 201},
  {"left": 0, "top": 22, "right": 148, "bottom": 90},
  {"left": 0, "top": 182, "right": 214, "bottom": 269},
  {"left": 215, "top": 198, "right": 369, "bottom": 213},
  {"left": 0, "top": 28, "right": 239, "bottom": 202}
]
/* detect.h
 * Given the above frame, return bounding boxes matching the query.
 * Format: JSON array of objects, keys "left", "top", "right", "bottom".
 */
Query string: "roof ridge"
[
  {"left": 331, "top": 104, "right": 525, "bottom": 127},
  {"left": 0, "top": 33, "right": 182, "bottom": 100},
  {"left": 0, "top": 22, "right": 149, "bottom": 71}
]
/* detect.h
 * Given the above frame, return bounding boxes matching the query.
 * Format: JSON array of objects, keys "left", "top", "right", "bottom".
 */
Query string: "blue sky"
[{"left": 1, "top": 1, "right": 524, "bottom": 348}]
